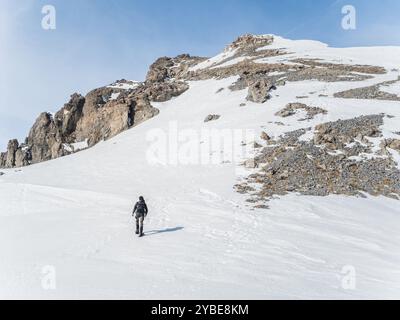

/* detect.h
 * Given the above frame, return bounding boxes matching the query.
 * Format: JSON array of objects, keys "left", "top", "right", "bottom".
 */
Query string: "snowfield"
[{"left": 1, "top": 37, "right": 400, "bottom": 299}]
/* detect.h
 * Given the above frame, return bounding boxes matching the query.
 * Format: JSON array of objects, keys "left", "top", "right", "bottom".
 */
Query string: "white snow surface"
[
  {"left": 1, "top": 36, "right": 400, "bottom": 299},
  {"left": 380, "top": 80, "right": 400, "bottom": 96}
]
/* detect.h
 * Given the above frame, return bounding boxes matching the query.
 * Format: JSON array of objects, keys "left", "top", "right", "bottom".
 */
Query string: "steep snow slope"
[{"left": 1, "top": 37, "right": 400, "bottom": 299}]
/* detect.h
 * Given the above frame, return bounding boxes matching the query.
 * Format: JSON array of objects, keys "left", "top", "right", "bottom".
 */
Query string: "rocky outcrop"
[
  {"left": 5, "top": 139, "right": 19, "bottom": 167},
  {"left": 146, "top": 54, "right": 207, "bottom": 83},
  {"left": 381, "top": 138, "right": 400, "bottom": 152},
  {"left": 313, "top": 114, "right": 383, "bottom": 150},
  {"left": 292, "top": 59, "right": 386, "bottom": 75},
  {"left": 227, "top": 34, "right": 274, "bottom": 53},
  {"left": 0, "top": 152, "right": 6, "bottom": 167},
  {"left": 246, "top": 79, "right": 276, "bottom": 103},
  {"left": 141, "top": 81, "right": 189, "bottom": 102},
  {"left": 275, "top": 103, "right": 327, "bottom": 120},
  {"left": 0, "top": 54, "right": 196, "bottom": 168},
  {"left": 73, "top": 87, "right": 130, "bottom": 146},
  {"left": 54, "top": 93, "right": 85, "bottom": 142},
  {"left": 0, "top": 139, "right": 30, "bottom": 168},
  {"left": 27, "top": 112, "right": 65, "bottom": 164}
]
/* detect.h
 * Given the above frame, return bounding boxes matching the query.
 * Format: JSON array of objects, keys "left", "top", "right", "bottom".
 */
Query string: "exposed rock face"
[
  {"left": 15, "top": 148, "right": 29, "bottom": 167},
  {"left": 0, "top": 54, "right": 196, "bottom": 168},
  {"left": 313, "top": 114, "right": 383, "bottom": 150},
  {"left": 74, "top": 88, "right": 130, "bottom": 146},
  {"left": 141, "top": 81, "right": 189, "bottom": 102},
  {"left": 5, "top": 139, "right": 19, "bottom": 167},
  {"left": 246, "top": 79, "right": 276, "bottom": 103},
  {"left": 0, "top": 139, "right": 30, "bottom": 168},
  {"left": 184, "top": 35, "right": 385, "bottom": 97},
  {"left": 0, "top": 153, "right": 5, "bottom": 167},
  {"left": 228, "top": 34, "right": 274, "bottom": 52},
  {"left": 381, "top": 139, "right": 400, "bottom": 152},
  {"left": 260, "top": 132, "right": 271, "bottom": 141},
  {"left": 292, "top": 59, "right": 386, "bottom": 75},
  {"left": 54, "top": 93, "right": 85, "bottom": 142},
  {"left": 146, "top": 54, "right": 207, "bottom": 83},
  {"left": 128, "top": 94, "right": 160, "bottom": 127},
  {"left": 389, "top": 139, "right": 400, "bottom": 150},
  {"left": 27, "top": 112, "right": 64, "bottom": 164}
]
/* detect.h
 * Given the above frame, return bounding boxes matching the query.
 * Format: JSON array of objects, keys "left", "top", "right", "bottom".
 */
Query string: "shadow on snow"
[{"left": 144, "top": 226, "right": 184, "bottom": 236}]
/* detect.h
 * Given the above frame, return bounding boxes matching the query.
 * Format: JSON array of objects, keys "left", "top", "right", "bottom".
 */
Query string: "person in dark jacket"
[{"left": 132, "top": 196, "right": 148, "bottom": 237}]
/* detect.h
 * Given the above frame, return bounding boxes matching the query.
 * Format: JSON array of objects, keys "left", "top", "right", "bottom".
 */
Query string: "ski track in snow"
[{"left": 1, "top": 37, "right": 400, "bottom": 299}]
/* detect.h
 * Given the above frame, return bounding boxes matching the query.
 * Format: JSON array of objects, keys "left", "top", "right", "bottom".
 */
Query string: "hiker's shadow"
[{"left": 145, "top": 227, "right": 184, "bottom": 236}]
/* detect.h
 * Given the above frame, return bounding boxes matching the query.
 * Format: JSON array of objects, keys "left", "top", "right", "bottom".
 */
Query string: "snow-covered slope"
[{"left": 1, "top": 35, "right": 400, "bottom": 299}]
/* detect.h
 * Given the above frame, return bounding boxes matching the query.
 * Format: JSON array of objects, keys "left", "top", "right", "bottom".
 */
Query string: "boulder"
[
  {"left": 54, "top": 93, "right": 85, "bottom": 142},
  {"left": 204, "top": 114, "right": 221, "bottom": 123},
  {"left": 389, "top": 139, "right": 400, "bottom": 151},
  {"left": 143, "top": 81, "right": 189, "bottom": 102},
  {"left": 246, "top": 79, "right": 276, "bottom": 103},
  {"left": 15, "top": 148, "right": 29, "bottom": 167},
  {"left": 228, "top": 34, "right": 274, "bottom": 53},
  {"left": 260, "top": 132, "right": 271, "bottom": 141},
  {"left": 0, "top": 152, "right": 6, "bottom": 168},
  {"left": 5, "top": 139, "right": 19, "bottom": 168},
  {"left": 146, "top": 54, "right": 207, "bottom": 83}
]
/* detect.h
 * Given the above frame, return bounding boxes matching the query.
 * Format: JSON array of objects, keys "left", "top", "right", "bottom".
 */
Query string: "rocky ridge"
[{"left": 0, "top": 55, "right": 205, "bottom": 168}]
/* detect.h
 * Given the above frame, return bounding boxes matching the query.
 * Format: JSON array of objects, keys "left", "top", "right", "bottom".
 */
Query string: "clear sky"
[{"left": 1, "top": 0, "right": 400, "bottom": 150}]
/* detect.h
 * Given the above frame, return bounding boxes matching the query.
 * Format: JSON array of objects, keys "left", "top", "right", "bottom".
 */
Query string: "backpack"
[{"left": 136, "top": 201, "right": 146, "bottom": 213}]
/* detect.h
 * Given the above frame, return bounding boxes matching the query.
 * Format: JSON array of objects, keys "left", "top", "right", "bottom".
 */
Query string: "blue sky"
[{"left": 1, "top": 0, "right": 400, "bottom": 150}]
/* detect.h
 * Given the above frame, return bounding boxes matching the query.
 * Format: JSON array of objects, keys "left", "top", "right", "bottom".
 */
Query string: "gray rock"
[
  {"left": 146, "top": 54, "right": 207, "bottom": 83},
  {"left": 54, "top": 93, "right": 85, "bottom": 142},
  {"left": 27, "top": 112, "right": 63, "bottom": 164},
  {"left": 204, "top": 114, "right": 221, "bottom": 123},
  {"left": 0, "top": 152, "right": 6, "bottom": 167},
  {"left": 5, "top": 139, "right": 19, "bottom": 168},
  {"left": 246, "top": 79, "right": 276, "bottom": 103},
  {"left": 260, "top": 132, "right": 271, "bottom": 141},
  {"left": 142, "top": 81, "right": 189, "bottom": 102},
  {"left": 314, "top": 114, "right": 384, "bottom": 150}
]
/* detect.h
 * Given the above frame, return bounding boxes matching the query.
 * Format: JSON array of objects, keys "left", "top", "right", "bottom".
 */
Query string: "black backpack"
[{"left": 136, "top": 201, "right": 146, "bottom": 213}]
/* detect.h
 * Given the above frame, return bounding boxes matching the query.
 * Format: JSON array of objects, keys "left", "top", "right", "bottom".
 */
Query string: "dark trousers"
[{"left": 135, "top": 214, "right": 144, "bottom": 234}]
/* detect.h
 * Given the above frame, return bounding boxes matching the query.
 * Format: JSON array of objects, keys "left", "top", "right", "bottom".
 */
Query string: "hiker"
[{"left": 132, "top": 196, "right": 148, "bottom": 237}]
